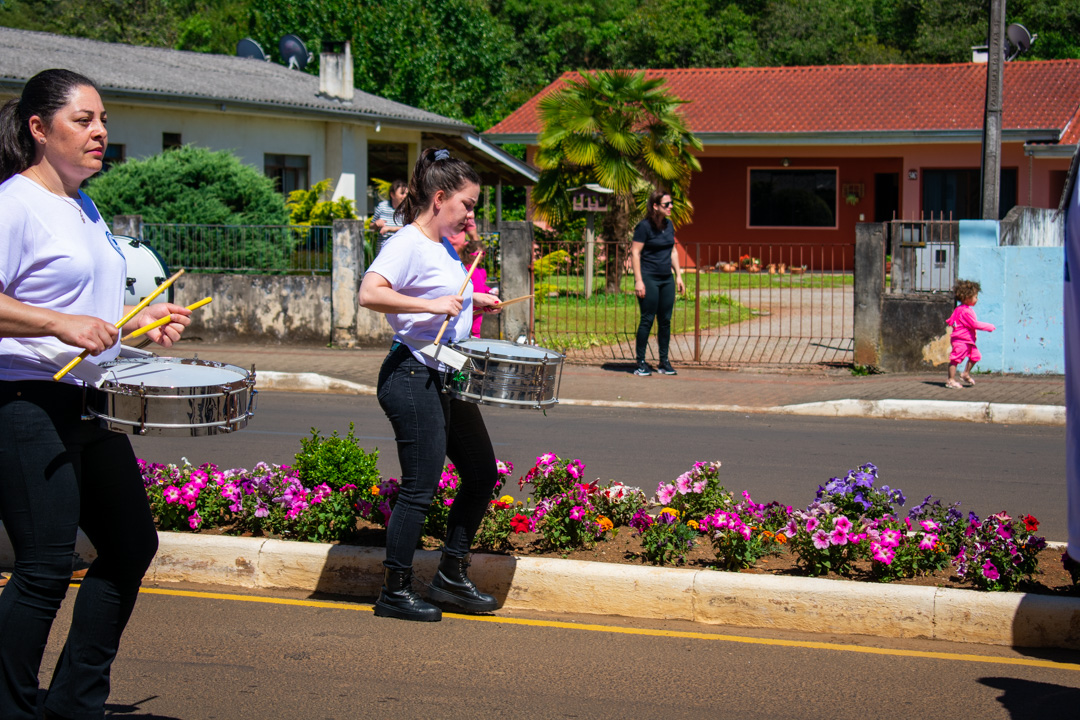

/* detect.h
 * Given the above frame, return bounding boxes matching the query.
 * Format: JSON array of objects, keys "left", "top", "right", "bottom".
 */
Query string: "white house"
[{"left": 0, "top": 27, "right": 536, "bottom": 212}]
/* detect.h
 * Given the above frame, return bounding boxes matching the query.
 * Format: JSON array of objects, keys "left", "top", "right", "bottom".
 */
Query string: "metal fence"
[
  {"left": 887, "top": 219, "right": 959, "bottom": 293},
  {"left": 142, "top": 223, "right": 334, "bottom": 274},
  {"left": 530, "top": 239, "right": 854, "bottom": 366}
]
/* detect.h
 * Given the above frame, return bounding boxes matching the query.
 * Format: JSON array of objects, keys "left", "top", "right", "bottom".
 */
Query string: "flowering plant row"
[{"left": 138, "top": 439, "right": 1056, "bottom": 592}]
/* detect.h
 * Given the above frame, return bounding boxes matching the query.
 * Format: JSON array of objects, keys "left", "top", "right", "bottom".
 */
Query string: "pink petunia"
[
  {"left": 981, "top": 560, "right": 1000, "bottom": 580},
  {"left": 570, "top": 505, "right": 586, "bottom": 521},
  {"left": 833, "top": 516, "right": 852, "bottom": 533},
  {"left": 188, "top": 511, "right": 202, "bottom": 530},
  {"left": 812, "top": 529, "right": 830, "bottom": 549},
  {"left": 692, "top": 480, "right": 707, "bottom": 493},
  {"left": 918, "top": 533, "right": 939, "bottom": 550},
  {"left": 920, "top": 519, "right": 940, "bottom": 532},
  {"left": 163, "top": 485, "right": 181, "bottom": 504},
  {"left": 871, "top": 542, "right": 895, "bottom": 564},
  {"left": 880, "top": 528, "right": 903, "bottom": 548},
  {"left": 829, "top": 527, "right": 849, "bottom": 546},
  {"left": 675, "top": 473, "right": 693, "bottom": 495},
  {"left": 656, "top": 484, "right": 676, "bottom": 505},
  {"left": 805, "top": 517, "right": 820, "bottom": 533}
]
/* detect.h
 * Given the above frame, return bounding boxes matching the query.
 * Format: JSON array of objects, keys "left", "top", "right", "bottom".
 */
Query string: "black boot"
[
  {"left": 373, "top": 567, "right": 442, "bottom": 622},
  {"left": 428, "top": 553, "right": 498, "bottom": 613}
]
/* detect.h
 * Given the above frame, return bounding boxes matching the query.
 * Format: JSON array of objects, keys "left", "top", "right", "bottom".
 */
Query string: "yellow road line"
[{"left": 139, "top": 587, "right": 1080, "bottom": 672}]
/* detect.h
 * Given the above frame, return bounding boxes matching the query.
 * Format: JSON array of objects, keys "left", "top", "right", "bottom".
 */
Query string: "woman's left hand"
[
  {"left": 474, "top": 292, "right": 501, "bottom": 313},
  {"left": 676, "top": 277, "right": 686, "bottom": 294},
  {"left": 125, "top": 303, "right": 192, "bottom": 348}
]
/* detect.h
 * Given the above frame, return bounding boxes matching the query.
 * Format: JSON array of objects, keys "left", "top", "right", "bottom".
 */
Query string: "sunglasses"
[{"left": 659, "top": 201, "right": 674, "bottom": 208}]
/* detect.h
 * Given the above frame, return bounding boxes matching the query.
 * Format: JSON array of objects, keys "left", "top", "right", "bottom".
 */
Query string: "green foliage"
[
  {"left": 87, "top": 145, "right": 289, "bottom": 225},
  {"left": 286, "top": 178, "right": 357, "bottom": 226},
  {"left": 293, "top": 423, "right": 380, "bottom": 492},
  {"left": 637, "top": 514, "right": 699, "bottom": 565}
]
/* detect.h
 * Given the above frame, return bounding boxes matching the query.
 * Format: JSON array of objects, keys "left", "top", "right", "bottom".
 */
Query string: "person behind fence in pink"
[
  {"left": 945, "top": 279, "right": 995, "bottom": 389},
  {"left": 446, "top": 218, "right": 495, "bottom": 337}
]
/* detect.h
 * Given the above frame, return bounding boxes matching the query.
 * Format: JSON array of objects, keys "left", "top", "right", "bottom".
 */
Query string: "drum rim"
[{"left": 449, "top": 338, "right": 564, "bottom": 362}]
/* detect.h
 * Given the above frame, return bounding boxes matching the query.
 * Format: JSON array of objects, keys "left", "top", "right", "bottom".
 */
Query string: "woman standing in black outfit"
[{"left": 630, "top": 189, "right": 685, "bottom": 376}]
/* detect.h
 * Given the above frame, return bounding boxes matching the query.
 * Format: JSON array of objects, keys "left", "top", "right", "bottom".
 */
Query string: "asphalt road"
[
  {"left": 26, "top": 581, "right": 1080, "bottom": 719},
  {"left": 129, "top": 391, "right": 1068, "bottom": 539}
]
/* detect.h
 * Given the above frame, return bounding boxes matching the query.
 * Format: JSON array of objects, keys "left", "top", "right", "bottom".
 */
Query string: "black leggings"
[
  {"left": 0, "top": 381, "right": 158, "bottom": 720},
  {"left": 376, "top": 345, "right": 499, "bottom": 570},
  {"left": 635, "top": 273, "right": 676, "bottom": 364}
]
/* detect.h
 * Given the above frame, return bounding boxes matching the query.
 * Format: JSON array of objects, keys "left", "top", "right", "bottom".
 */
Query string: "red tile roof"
[{"left": 485, "top": 61, "right": 1080, "bottom": 141}]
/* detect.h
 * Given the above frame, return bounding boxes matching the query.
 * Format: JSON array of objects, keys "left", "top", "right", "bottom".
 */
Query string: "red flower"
[
  {"left": 491, "top": 499, "right": 512, "bottom": 510},
  {"left": 510, "top": 513, "right": 531, "bottom": 534},
  {"left": 1023, "top": 514, "right": 1039, "bottom": 532}
]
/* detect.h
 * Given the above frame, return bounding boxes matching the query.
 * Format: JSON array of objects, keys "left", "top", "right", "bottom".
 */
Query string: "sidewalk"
[{"left": 166, "top": 339, "right": 1065, "bottom": 424}]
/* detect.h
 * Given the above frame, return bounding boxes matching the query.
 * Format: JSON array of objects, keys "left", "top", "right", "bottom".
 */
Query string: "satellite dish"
[
  {"left": 1005, "top": 23, "right": 1035, "bottom": 61},
  {"left": 279, "top": 34, "right": 312, "bottom": 71},
  {"left": 236, "top": 38, "right": 268, "bottom": 61}
]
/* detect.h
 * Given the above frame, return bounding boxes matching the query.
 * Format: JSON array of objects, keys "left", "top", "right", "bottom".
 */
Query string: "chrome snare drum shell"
[
  {"left": 444, "top": 339, "right": 564, "bottom": 410},
  {"left": 87, "top": 356, "right": 257, "bottom": 437}
]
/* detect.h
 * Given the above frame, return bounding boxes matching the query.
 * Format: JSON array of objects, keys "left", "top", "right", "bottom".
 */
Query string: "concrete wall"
[
  {"left": 172, "top": 273, "right": 332, "bottom": 345},
  {"left": 879, "top": 293, "right": 955, "bottom": 371},
  {"left": 958, "top": 219, "right": 1064, "bottom": 374}
]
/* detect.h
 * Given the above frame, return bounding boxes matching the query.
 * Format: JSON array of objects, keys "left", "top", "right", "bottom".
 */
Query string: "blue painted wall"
[{"left": 958, "top": 220, "right": 1064, "bottom": 374}]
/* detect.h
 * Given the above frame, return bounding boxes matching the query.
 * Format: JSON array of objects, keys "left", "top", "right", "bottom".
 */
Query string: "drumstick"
[
  {"left": 433, "top": 251, "right": 484, "bottom": 346},
  {"left": 52, "top": 268, "right": 185, "bottom": 381},
  {"left": 120, "top": 296, "right": 212, "bottom": 342},
  {"left": 489, "top": 294, "right": 533, "bottom": 309}
]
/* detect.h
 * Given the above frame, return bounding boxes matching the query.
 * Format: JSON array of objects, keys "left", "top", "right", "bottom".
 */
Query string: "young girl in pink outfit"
[{"left": 946, "top": 279, "right": 995, "bottom": 389}]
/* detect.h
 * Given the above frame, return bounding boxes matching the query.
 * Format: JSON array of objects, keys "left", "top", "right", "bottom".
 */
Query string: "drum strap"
[{"left": 395, "top": 335, "right": 469, "bottom": 371}]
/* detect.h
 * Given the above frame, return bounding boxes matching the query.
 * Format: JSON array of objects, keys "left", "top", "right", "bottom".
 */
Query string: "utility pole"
[{"left": 981, "top": 0, "right": 1006, "bottom": 220}]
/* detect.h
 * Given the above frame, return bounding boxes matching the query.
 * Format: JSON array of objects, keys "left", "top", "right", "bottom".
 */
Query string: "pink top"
[
  {"left": 470, "top": 265, "right": 489, "bottom": 338},
  {"left": 946, "top": 304, "right": 995, "bottom": 344}
]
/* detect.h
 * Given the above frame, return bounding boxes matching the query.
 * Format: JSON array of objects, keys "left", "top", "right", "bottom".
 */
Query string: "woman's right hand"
[
  {"left": 428, "top": 294, "right": 464, "bottom": 317},
  {"left": 51, "top": 314, "right": 119, "bottom": 355},
  {"left": 635, "top": 280, "right": 646, "bottom": 298}
]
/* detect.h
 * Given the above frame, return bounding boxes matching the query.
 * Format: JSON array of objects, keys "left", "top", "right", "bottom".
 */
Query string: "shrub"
[
  {"left": 519, "top": 453, "right": 584, "bottom": 500},
  {"left": 953, "top": 511, "right": 1046, "bottom": 591},
  {"left": 815, "top": 462, "right": 905, "bottom": 520},
  {"left": 654, "top": 461, "right": 731, "bottom": 522},
  {"left": 593, "top": 482, "right": 649, "bottom": 527},
  {"left": 700, "top": 492, "right": 790, "bottom": 570},
  {"left": 286, "top": 178, "right": 357, "bottom": 225},
  {"left": 533, "top": 482, "right": 612, "bottom": 551},
  {"left": 87, "top": 145, "right": 289, "bottom": 225},
  {"left": 632, "top": 509, "right": 698, "bottom": 565}
]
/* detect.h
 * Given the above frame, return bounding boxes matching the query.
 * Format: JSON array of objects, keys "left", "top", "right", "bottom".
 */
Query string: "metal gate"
[{"left": 528, "top": 239, "right": 854, "bottom": 366}]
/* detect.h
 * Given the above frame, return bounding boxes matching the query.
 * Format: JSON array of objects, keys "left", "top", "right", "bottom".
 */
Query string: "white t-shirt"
[
  {"left": 365, "top": 223, "right": 473, "bottom": 368},
  {"left": 0, "top": 174, "right": 126, "bottom": 383}
]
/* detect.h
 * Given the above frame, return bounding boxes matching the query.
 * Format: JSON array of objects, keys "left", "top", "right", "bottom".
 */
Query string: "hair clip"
[{"left": 433, "top": 149, "right": 450, "bottom": 161}]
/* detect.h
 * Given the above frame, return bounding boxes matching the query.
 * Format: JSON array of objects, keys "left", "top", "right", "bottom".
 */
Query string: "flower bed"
[{"left": 139, "top": 428, "right": 1078, "bottom": 595}]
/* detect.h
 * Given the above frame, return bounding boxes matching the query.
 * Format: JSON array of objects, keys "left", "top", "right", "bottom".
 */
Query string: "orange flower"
[
  {"left": 597, "top": 515, "right": 614, "bottom": 532},
  {"left": 370, "top": 485, "right": 380, "bottom": 496},
  {"left": 774, "top": 533, "right": 788, "bottom": 545},
  {"left": 761, "top": 530, "right": 774, "bottom": 540}
]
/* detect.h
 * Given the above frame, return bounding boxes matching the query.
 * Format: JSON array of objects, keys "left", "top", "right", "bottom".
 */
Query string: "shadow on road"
[{"left": 979, "top": 677, "right": 1080, "bottom": 719}]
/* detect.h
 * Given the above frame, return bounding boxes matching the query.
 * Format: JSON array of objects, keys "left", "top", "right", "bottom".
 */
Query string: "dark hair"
[
  {"left": 389, "top": 179, "right": 407, "bottom": 195},
  {"left": 646, "top": 188, "right": 670, "bottom": 230},
  {"left": 398, "top": 147, "right": 480, "bottom": 225},
  {"left": 954, "top": 279, "right": 981, "bottom": 304},
  {"left": 0, "top": 69, "right": 99, "bottom": 184}
]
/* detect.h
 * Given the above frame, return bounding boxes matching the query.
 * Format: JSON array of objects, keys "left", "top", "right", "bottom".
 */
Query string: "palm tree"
[{"left": 531, "top": 70, "right": 702, "bottom": 293}]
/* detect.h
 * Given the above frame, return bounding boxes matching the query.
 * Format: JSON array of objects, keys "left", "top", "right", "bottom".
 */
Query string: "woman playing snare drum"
[
  {"left": 0, "top": 69, "right": 190, "bottom": 719},
  {"left": 359, "top": 147, "right": 501, "bottom": 622}
]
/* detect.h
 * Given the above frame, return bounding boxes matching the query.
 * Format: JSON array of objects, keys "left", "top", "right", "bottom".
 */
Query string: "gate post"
[
  {"left": 499, "top": 222, "right": 533, "bottom": 343},
  {"left": 854, "top": 222, "right": 885, "bottom": 367},
  {"left": 332, "top": 219, "right": 364, "bottom": 347}
]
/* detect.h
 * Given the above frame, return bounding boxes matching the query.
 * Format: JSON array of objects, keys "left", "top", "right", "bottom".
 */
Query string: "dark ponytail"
[
  {"left": 0, "top": 69, "right": 99, "bottom": 183},
  {"left": 646, "top": 188, "right": 669, "bottom": 230},
  {"left": 398, "top": 147, "right": 480, "bottom": 225}
]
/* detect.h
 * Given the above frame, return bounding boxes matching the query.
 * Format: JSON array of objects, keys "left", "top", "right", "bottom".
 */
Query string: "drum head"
[
  {"left": 118, "top": 236, "right": 173, "bottom": 305},
  {"left": 451, "top": 338, "right": 563, "bottom": 361}
]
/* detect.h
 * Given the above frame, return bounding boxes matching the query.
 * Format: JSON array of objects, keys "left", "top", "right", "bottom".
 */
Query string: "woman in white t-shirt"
[
  {"left": 359, "top": 147, "right": 501, "bottom": 622},
  {"left": 0, "top": 69, "right": 191, "bottom": 719}
]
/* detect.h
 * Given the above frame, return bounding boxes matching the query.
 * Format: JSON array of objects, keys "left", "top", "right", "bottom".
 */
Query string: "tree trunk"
[{"left": 602, "top": 196, "right": 634, "bottom": 294}]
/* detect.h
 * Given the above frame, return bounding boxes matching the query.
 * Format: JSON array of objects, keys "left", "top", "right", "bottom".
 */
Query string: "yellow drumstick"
[
  {"left": 433, "top": 251, "right": 484, "bottom": 346},
  {"left": 120, "top": 296, "right": 212, "bottom": 342},
  {"left": 52, "top": 268, "right": 185, "bottom": 381},
  {"left": 488, "top": 294, "right": 533, "bottom": 309}
]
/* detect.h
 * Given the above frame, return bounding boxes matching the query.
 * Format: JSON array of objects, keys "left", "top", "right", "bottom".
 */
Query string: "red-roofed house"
[{"left": 485, "top": 62, "right": 1080, "bottom": 268}]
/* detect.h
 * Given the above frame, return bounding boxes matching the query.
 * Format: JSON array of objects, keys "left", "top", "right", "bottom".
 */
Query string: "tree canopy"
[{"left": 1, "top": 0, "right": 1077, "bottom": 131}]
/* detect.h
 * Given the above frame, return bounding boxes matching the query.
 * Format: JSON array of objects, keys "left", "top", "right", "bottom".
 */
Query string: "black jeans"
[
  {"left": 635, "top": 273, "right": 676, "bottom": 364},
  {"left": 376, "top": 346, "right": 498, "bottom": 570},
  {"left": 0, "top": 381, "right": 158, "bottom": 720}
]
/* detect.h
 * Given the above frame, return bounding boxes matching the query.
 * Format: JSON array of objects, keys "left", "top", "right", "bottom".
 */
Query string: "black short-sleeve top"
[{"left": 632, "top": 217, "right": 675, "bottom": 278}]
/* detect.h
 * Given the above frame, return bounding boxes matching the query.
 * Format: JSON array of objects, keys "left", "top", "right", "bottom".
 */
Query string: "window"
[
  {"left": 749, "top": 169, "right": 837, "bottom": 227},
  {"left": 921, "top": 168, "right": 1017, "bottom": 220},
  {"left": 102, "top": 144, "right": 125, "bottom": 172},
  {"left": 162, "top": 132, "right": 182, "bottom": 151},
  {"left": 264, "top": 154, "right": 310, "bottom": 196}
]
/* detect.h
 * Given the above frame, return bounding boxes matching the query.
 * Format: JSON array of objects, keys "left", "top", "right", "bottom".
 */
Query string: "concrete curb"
[
  {"left": 4, "top": 529, "right": 1078, "bottom": 650},
  {"left": 257, "top": 371, "right": 1065, "bottom": 426}
]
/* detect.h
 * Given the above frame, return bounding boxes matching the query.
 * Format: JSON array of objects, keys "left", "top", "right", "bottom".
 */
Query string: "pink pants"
[{"left": 950, "top": 341, "right": 981, "bottom": 365}]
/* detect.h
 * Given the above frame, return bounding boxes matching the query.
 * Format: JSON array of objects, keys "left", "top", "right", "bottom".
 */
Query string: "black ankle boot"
[
  {"left": 428, "top": 553, "right": 498, "bottom": 613},
  {"left": 373, "top": 567, "right": 442, "bottom": 622}
]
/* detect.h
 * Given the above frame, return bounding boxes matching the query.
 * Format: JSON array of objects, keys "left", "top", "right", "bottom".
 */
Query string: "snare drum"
[
  {"left": 443, "top": 339, "right": 564, "bottom": 410},
  {"left": 87, "top": 357, "right": 256, "bottom": 436},
  {"left": 118, "top": 236, "right": 173, "bottom": 306}
]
